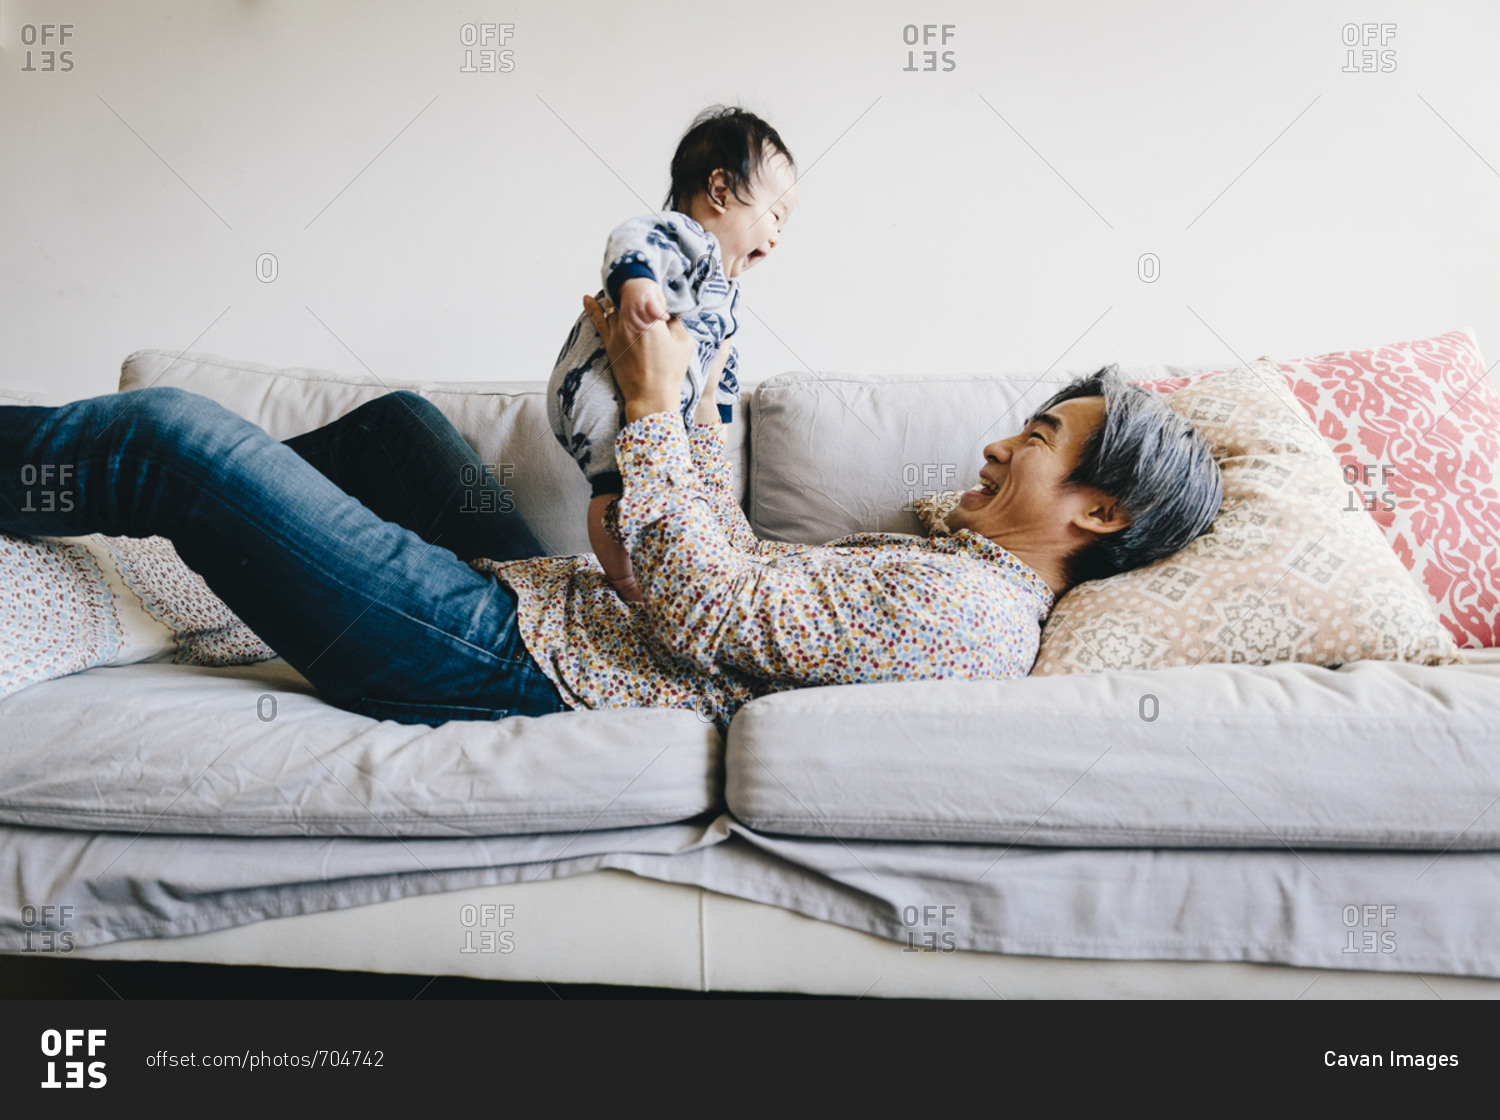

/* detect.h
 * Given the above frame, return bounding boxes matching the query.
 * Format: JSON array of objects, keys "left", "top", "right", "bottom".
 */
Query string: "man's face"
[{"left": 944, "top": 396, "right": 1112, "bottom": 545}]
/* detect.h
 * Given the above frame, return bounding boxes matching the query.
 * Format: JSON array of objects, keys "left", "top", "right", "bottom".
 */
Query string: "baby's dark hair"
[{"left": 664, "top": 106, "right": 794, "bottom": 212}]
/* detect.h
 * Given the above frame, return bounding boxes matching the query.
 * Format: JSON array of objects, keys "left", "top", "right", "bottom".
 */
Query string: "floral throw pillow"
[
  {"left": 1276, "top": 329, "right": 1499, "bottom": 648},
  {"left": 0, "top": 534, "right": 275, "bottom": 700},
  {"left": 1030, "top": 361, "right": 1464, "bottom": 675}
]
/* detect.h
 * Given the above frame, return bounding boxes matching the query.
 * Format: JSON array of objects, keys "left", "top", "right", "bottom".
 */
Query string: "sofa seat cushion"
[
  {"left": 725, "top": 657, "right": 1500, "bottom": 847},
  {"left": 0, "top": 659, "right": 721, "bottom": 837}
]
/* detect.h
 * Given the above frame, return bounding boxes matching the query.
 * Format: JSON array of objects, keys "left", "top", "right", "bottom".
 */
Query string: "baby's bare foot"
[{"left": 588, "top": 493, "right": 640, "bottom": 603}]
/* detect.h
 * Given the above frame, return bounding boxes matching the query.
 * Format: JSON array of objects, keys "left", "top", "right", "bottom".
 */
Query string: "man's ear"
[{"left": 1072, "top": 491, "right": 1132, "bottom": 537}]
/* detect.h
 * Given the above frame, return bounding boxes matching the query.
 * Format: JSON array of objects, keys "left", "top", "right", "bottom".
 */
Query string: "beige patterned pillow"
[{"left": 1030, "top": 360, "right": 1464, "bottom": 674}]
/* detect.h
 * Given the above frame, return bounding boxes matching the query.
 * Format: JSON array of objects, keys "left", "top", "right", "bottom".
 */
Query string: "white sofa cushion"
[
  {"left": 746, "top": 365, "right": 1217, "bottom": 543},
  {"left": 725, "top": 655, "right": 1500, "bottom": 847},
  {"left": 119, "top": 349, "right": 752, "bottom": 558},
  {"left": 0, "top": 658, "right": 722, "bottom": 836}
]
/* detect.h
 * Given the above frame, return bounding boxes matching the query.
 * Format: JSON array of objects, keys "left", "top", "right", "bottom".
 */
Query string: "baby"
[{"left": 548, "top": 106, "right": 797, "bottom": 601}]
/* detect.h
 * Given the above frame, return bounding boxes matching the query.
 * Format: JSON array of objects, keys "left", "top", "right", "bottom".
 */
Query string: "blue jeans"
[{"left": 0, "top": 387, "right": 568, "bottom": 724}]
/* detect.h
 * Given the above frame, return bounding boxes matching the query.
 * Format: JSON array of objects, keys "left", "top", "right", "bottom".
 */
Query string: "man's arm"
[
  {"left": 614, "top": 412, "right": 952, "bottom": 682},
  {"left": 684, "top": 345, "right": 768, "bottom": 553},
  {"left": 583, "top": 295, "right": 1016, "bottom": 685},
  {"left": 683, "top": 418, "right": 803, "bottom": 559}
]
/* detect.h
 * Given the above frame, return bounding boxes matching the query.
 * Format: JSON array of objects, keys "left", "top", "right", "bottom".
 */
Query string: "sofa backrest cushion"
[
  {"left": 119, "top": 350, "right": 752, "bottom": 558},
  {"left": 746, "top": 366, "right": 1217, "bottom": 544}
]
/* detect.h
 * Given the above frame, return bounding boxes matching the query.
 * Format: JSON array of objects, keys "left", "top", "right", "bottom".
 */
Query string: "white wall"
[{"left": 2, "top": 0, "right": 1496, "bottom": 402}]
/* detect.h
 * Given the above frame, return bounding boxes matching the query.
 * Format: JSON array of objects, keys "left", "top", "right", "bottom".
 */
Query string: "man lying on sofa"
[{"left": 0, "top": 298, "right": 1221, "bottom": 727}]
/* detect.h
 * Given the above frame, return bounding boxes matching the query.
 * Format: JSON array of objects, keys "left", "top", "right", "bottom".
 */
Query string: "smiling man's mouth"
[{"left": 959, "top": 475, "right": 999, "bottom": 507}]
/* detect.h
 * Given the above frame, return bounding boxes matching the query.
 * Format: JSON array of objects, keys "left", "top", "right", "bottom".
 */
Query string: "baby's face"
[{"left": 709, "top": 149, "right": 797, "bottom": 279}]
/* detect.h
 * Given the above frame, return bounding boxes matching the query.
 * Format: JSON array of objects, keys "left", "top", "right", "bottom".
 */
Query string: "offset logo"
[
  {"left": 902, "top": 24, "right": 956, "bottom": 72},
  {"left": 1342, "top": 23, "right": 1397, "bottom": 73},
  {"left": 19, "top": 904, "right": 76, "bottom": 953},
  {"left": 40, "top": 1030, "right": 107, "bottom": 1089},
  {"left": 1342, "top": 903, "right": 1398, "bottom": 954},
  {"left": 17, "top": 464, "right": 76, "bottom": 513},
  {"left": 900, "top": 461, "right": 959, "bottom": 512},
  {"left": 460, "top": 23, "right": 515, "bottom": 73},
  {"left": 459, "top": 463, "right": 517, "bottom": 514},
  {"left": 458, "top": 902, "right": 516, "bottom": 954},
  {"left": 1343, "top": 463, "right": 1398, "bottom": 513},
  {"left": 19, "top": 24, "right": 75, "bottom": 72},
  {"left": 901, "top": 903, "right": 958, "bottom": 952}
]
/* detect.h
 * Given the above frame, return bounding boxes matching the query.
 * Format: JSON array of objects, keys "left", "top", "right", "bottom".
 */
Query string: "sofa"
[{"left": 2, "top": 347, "right": 1499, "bottom": 998}]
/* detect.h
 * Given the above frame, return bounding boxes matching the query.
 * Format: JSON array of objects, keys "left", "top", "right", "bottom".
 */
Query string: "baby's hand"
[{"left": 618, "top": 277, "right": 668, "bottom": 334}]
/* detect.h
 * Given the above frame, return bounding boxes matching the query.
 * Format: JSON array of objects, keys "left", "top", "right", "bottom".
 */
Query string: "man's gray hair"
[{"left": 1033, "top": 366, "right": 1222, "bottom": 586}]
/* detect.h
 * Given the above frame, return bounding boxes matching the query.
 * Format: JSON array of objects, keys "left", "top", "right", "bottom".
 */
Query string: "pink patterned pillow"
[
  {"left": 1136, "top": 332, "right": 1500, "bottom": 648},
  {"left": 1276, "top": 330, "right": 1498, "bottom": 648}
]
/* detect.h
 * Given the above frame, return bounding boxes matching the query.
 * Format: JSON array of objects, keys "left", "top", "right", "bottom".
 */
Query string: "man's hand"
[
  {"left": 617, "top": 277, "right": 669, "bottom": 335},
  {"left": 583, "top": 294, "right": 691, "bottom": 424}
]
